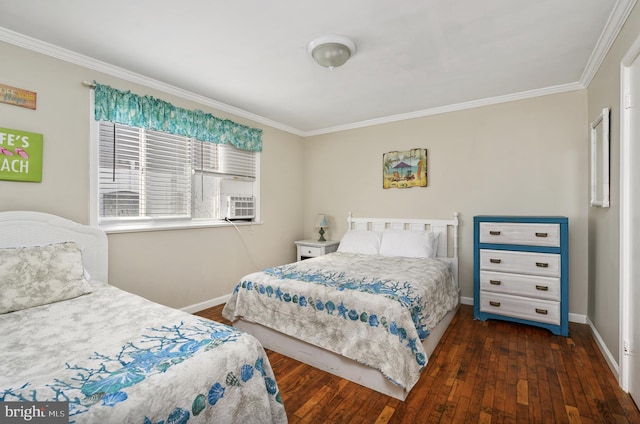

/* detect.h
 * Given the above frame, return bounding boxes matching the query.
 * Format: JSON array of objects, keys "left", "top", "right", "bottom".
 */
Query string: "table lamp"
[{"left": 315, "top": 214, "right": 329, "bottom": 242}]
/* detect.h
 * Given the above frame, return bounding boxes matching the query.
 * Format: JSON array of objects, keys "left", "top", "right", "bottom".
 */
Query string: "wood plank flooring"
[{"left": 194, "top": 304, "right": 640, "bottom": 423}]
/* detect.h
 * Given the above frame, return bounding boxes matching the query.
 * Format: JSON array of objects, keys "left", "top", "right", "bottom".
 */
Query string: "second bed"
[{"left": 223, "top": 213, "right": 460, "bottom": 400}]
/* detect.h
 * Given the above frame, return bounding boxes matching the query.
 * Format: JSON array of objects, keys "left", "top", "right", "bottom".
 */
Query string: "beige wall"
[
  {"left": 0, "top": 40, "right": 305, "bottom": 308},
  {"left": 586, "top": 3, "right": 640, "bottom": 364},
  {"left": 4, "top": 16, "right": 631, "bottom": 344},
  {"left": 302, "top": 91, "right": 589, "bottom": 315}
]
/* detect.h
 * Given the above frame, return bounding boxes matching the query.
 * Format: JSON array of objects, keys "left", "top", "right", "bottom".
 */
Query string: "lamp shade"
[{"left": 315, "top": 214, "right": 329, "bottom": 228}]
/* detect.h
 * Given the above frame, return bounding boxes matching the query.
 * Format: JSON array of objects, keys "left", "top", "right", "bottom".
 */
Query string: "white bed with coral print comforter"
[
  {"left": 222, "top": 251, "right": 458, "bottom": 395},
  {"left": 0, "top": 283, "right": 286, "bottom": 424},
  {"left": 0, "top": 211, "right": 286, "bottom": 424}
]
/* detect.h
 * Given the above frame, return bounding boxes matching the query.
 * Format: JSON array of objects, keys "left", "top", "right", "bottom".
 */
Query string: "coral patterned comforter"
[
  {"left": 223, "top": 252, "right": 458, "bottom": 394},
  {"left": 0, "top": 283, "right": 286, "bottom": 424}
]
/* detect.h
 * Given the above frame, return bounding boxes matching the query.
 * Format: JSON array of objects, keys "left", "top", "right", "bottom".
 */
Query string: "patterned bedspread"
[
  {"left": 222, "top": 252, "right": 459, "bottom": 393},
  {"left": 0, "top": 283, "right": 287, "bottom": 424}
]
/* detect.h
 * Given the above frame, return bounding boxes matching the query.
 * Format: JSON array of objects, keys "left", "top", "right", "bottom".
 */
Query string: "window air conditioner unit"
[{"left": 226, "top": 196, "right": 255, "bottom": 220}]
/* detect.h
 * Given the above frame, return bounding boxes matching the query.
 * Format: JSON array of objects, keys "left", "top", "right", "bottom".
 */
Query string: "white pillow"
[
  {"left": 337, "top": 231, "right": 382, "bottom": 255},
  {"left": 379, "top": 230, "right": 439, "bottom": 258},
  {"left": 0, "top": 241, "right": 93, "bottom": 314}
]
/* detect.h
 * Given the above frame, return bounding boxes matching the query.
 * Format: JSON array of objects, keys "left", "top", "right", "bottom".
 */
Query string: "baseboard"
[
  {"left": 586, "top": 317, "right": 620, "bottom": 381},
  {"left": 569, "top": 312, "right": 587, "bottom": 324},
  {"left": 181, "top": 294, "right": 231, "bottom": 314},
  {"left": 460, "top": 296, "right": 474, "bottom": 305}
]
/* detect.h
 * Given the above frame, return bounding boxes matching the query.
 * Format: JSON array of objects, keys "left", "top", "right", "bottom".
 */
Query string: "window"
[{"left": 95, "top": 121, "right": 258, "bottom": 231}]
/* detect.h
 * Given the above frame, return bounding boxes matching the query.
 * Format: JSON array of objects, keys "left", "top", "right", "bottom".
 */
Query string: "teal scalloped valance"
[{"left": 93, "top": 83, "right": 262, "bottom": 152}]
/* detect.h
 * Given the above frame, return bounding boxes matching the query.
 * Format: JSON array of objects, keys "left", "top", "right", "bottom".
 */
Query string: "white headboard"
[
  {"left": 0, "top": 211, "right": 108, "bottom": 282},
  {"left": 346, "top": 212, "right": 459, "bottom": 287}
]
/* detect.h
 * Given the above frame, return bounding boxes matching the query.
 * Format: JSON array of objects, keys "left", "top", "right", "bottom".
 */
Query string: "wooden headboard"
[{"left": 0, "top": 211, "right": 108, "bottom": 282}]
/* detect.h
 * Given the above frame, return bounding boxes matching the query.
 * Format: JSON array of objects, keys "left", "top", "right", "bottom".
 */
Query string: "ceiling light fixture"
[{"left": 307, "top": 35, "right": 356, "bottom": 70}]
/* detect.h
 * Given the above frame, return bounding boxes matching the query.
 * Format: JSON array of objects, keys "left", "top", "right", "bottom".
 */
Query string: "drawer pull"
[
  {"left": 489, "top": 280, "right": 502, "bottom": 285},
  {"left": 535, "top": 285, "right": 549, "bottom": 291},
  {"left": 535, "top": 232, "right": 548, "bottom": 238},
  {"left": 535, "top": 308, "right": 548, "bottom": 315},
  {"left": 489, "top": 230, "right": 501, "bottom": 235},
  {"left": 489, "top": 301, "right": 501, "bottom": 307},
  {"left": 490, "top": 259, "right": 502, "bottom": 264},
  {"left": 535, "top": 262, "right": 549, "bottom": 268}
]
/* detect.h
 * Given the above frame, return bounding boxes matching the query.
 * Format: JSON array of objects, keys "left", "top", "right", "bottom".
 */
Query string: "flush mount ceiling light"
[{"left": 307, "top": 35, "right": 356, "bottom": 70}]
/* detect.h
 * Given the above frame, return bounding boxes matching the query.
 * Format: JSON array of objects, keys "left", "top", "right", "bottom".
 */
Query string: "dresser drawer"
[
  {"left": 479, "top": 292, "right": 560, "bottom": 325},
  {"left": 299, "top": 245, "right": 323, "bottom": 257},
  {"left": 480, "top": 249, "right": 560, "bottom": 277},
  {"left": 479, "top": 270, "right": 560, "bottom": 301},
  {"left": 479, "top": 222, "right": 560, "bottom": 247}
]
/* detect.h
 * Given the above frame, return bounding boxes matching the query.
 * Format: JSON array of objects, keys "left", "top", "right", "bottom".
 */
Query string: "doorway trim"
[{"left": 619, "top": 33, "right": 640, "bottom": 393}]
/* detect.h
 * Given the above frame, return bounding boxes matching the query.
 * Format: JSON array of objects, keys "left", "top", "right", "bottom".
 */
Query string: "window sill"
[{"left": 100, "top": 219, "right": 263, "bottom": 234}]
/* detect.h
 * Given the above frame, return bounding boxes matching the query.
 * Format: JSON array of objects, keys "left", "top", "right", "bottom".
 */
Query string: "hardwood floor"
[{"left": 195, "top": 304, "right": 640, "bottom": 423}]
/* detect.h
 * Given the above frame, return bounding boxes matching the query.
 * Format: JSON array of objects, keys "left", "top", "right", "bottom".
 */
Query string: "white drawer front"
[
  {"left": 480, "top": 222, "right": 560, "bottom": 247},
  {"left": 480, "top": 292, "right": 560, "bottom": 325},
  {"left": 480, "top": 249, "right": 560, "bottom": 277},
  {"left": 299, "top": 246, "right": 322, "bottom": 257},
  {"left": 479, "top": 271, "right": 560, "bottom": 301}
]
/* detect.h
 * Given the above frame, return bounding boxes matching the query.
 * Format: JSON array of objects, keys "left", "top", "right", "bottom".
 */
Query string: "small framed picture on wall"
[{"left": 382, "top": 148, "right": 427, "bottom": 189}]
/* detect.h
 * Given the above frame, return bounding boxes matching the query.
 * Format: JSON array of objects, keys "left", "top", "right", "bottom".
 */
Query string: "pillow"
[
  {"left": 379, "top": 230, "right": 439, "bottom": 258},
  {"left": 337, "top": 230, "right": 382, "bottom": 255},
  {"left": 0, "top": 241, "right": 93, "bottom": 314}
]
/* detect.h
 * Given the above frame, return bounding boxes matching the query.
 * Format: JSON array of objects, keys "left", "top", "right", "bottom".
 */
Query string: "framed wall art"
[
  {"left": 0, "top": 83, "right": 37, "bottom": 110},
  {"left": 383, "top": 148, "right": 427, "bottom": 189},
  {"left": 0, "top": 127, "right": 43, "bottom": 182}
]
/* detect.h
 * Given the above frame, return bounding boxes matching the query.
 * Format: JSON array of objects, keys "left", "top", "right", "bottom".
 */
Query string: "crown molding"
[
  {"left": 307, "top": 0, "right": 636, "bottom": 137},
  {"left": 580, "top": 0, "right": 638, "bottom": 87},
  {"left": 1, "top": 0, "right": 633, "bottom": 140},
  {"left": 302, "top": 82, "right": 585, "bottom": 137},
  {"left": 0, "top": 27, "right": 305, "bottom": 137}
]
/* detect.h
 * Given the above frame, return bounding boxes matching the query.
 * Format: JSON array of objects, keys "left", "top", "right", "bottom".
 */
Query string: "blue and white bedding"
[
  {"left": 222, "top": 252, "right": 458, "bottom": 393},
  {"left": 0, "top": 283, "right": 287, "bottom": 424}
]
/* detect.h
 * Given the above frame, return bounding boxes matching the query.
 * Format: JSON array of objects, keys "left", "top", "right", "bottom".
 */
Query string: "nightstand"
[{"left": 294, "top": 239, "right": 340, "bottom": 261}]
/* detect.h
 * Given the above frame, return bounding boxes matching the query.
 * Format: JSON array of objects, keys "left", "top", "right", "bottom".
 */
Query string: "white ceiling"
[{"left": 0, "top": 0, "right": 633, "bottom": 136}]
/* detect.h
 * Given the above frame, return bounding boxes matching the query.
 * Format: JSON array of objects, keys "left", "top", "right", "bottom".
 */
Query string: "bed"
[
  {"left": 223, "top": 213, "right": 460, "bottom": 401},
  {"left": 0, "top": 211, "right": 287, "bottom": 424}
]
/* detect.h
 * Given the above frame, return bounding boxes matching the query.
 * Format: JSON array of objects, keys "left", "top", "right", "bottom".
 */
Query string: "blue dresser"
[{"left": 473, "top": 216, "right": 569, "bottom": 336}]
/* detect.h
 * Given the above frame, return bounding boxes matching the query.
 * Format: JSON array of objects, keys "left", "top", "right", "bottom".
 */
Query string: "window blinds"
[
  {"left": 98, "top": 122, "right": 191, "bottom": 219},
  {"left": 98, "top": 122, "right": 256, "bottom": 221},
  {"left": 193, "top": 141, "right": 256, "bottom": 179}
]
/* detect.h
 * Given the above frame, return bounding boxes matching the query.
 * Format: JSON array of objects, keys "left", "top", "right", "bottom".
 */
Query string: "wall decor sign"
[
  {"left": 0, "top": 84, "right": 37, "bottom": 110},
  {"left": 0, "top": 127, "right": 43, "bottom": 182},
  {"left": 383, "top": 148, "right": 427, "bottom": 189}
]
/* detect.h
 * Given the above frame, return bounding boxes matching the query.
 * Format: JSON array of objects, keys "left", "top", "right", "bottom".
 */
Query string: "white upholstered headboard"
[
  {"left": 346, "top": 212, "right": 459, "bottom": 287},
  {"left": 0, "top": 211, "right": 108, "bottom": 283}
]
